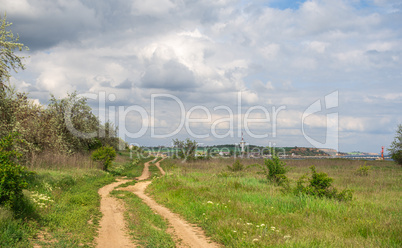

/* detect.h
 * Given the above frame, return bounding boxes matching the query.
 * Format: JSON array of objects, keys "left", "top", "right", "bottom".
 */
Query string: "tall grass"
[
  {"left": 148, "top": 158, "right": 402, "bottom": 247},
  {"left": 0, "top": 151, "right": 123, "bottom": 247},
  {"left": 28, "top": 151, "right": 98, "bottom": 169}
]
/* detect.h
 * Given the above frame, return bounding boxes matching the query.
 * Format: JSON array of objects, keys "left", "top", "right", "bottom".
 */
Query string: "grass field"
[
  {"left": 0, "top": 151, "right": 147, "bottom": 247},
  {"left": 148, "top": 158, "right": 402, "bottom": 247},
  {"left": 1, "top": 153, "right": 400, "bottom": 247}
]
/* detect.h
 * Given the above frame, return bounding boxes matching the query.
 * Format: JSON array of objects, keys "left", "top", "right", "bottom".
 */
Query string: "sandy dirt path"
[
  {"left": 95, "top": 178, "right": 134, "bottom": 248},
  {"left": 96, "top": 158, "right": 219, "bottom": 247},
  {"left": 122, "top": 159, "right": 220, "bottom": 248}
]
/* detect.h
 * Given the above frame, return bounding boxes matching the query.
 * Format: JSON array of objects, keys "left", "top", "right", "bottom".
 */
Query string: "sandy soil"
[
  {"left": 95, "top": 179, "right": 134, "bottom": 248},
  {"left": 96, "top": 158, "right": 220, "bottom": 248}
]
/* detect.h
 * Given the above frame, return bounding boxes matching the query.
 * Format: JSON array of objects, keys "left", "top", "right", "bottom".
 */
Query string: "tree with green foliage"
[
  {"left": 0, "top": 13, "right": 28, "bottom": 90},
  {"left": 388, "top": 124, "right": 402, "bottom": 165},
  {"left": 0, "top": 133, "right": 31, "bottom": 208},
  {"left": 1, "top": 13, "right": 28, "bottom": 139},
  {"left": 172, "top": 138, "right": 197, "bottom": 162},
  {"left": 47, "top": 92, "right": 120, "bottom": 153},
  {"left": 0, "top": 14, "right": 122, "bottom": 167},
  {"left": 91, "top": 146, "right": 116, "bottom": 171}
]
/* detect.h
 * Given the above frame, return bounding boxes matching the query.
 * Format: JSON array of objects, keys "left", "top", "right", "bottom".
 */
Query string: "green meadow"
[
  {"left": 1, "top": 153, "right": 400, "bottom": 247},
  {"left": 148, "top": 158, "right": 401, "bottom": 247},
  {"left": 0, "top": 152, "right": 145, "bottom": 247}
]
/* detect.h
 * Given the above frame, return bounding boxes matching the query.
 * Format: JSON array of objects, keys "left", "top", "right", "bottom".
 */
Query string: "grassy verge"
[
  {"left": 0, "top": 152, "right": 142, "bottom": 247},
  {"left": 0, "top": 151, "right": 165, "bottom": 247},
  {"left": 0, "top": 168, "right": 115, "bottom": 247},
  {"left": 148, "top": 158, "right": 402, "bottom": 247}
]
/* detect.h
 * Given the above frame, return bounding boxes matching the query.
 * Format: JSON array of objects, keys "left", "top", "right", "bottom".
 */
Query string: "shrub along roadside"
[
  {"left": 92, "top": 146, "right": 116, "bottom": 171},
  {"left": 254, "top": 153, "right": 352, "bottom": 202},
  {"left": 293, "top": 165, "right": 353, "bottom": 201},
  {"left": 0, "top": 132, "right": 32, "bottom": 209}
]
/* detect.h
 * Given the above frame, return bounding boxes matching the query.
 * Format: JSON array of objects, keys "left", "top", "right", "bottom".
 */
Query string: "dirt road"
[
  {"left": 96, "top": 158, "right": 220, "bottom": 247},
  {"left": 95, "top": 179, "right": 133, "bottom": 248}
]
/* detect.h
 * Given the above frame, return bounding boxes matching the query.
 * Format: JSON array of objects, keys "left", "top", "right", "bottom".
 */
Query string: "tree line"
[{"left": 0, "top": 14, "right": 121, "bottom": 164}]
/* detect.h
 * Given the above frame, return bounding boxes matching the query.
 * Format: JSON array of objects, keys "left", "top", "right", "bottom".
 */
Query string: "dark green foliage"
[
  {"left": 227, "top": 159, "right": 244, "bottom": 172},
  {"left": 0, "top": 215, "right": 31, "bottom": 247},
  {"left": 261, "top": 149, "right": 288, "bottom": 185},
  {"left": 92, "top": 146, "right": 116, "bottom": 171},
  {"left": 0, "top": 133, "right": 31, "bottom": 208},
  {"left": 388, "top": 124, "right": 402, "bottom": 165},
  {"left": 294, "top": 166, "right": 353, "bottom": 201},
  {"left": 308, "top": 166, "right": 333, "bottom": 197},
  {"left": 172, "top": 138, "right": 197, "bottom": 162}
]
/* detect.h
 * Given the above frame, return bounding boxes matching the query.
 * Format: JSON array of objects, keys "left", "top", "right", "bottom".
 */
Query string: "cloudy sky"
[{"left": 2, "top": 0, "right": 401, "bottom": 153}]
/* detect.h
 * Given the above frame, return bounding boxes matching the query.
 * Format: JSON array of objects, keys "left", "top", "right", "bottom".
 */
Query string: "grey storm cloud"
[
  {"left": 1, "top": 0, "right": 402, "bottom": 152},
  {"left": 116, "top": 79, "right": 133, "bottom": 89},
  {"left": 141, "top": 60, "right": 196, "bottom": 90},
  {"left": 2, "top": 0, "right": 101, "bottom": 50},
  {"left": 1, "top": 0, "right": 228, "bottom": 51}
]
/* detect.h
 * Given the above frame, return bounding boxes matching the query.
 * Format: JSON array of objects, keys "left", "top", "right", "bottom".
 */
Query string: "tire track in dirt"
[
  {"left": 95, "top": 178, "right": 134, "bottom": 248},
  {"left": 96, "top": 158, "right": 219, "bottom": 247},
  {"left": 122, "top": 158, "right": 220, "bottom": 248}
]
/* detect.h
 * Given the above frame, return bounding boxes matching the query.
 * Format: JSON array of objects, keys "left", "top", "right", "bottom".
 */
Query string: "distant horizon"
[{"left": 136, "top": 142, "right": 385, "bottom": 155}]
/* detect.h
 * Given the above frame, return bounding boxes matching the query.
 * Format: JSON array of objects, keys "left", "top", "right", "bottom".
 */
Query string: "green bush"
[
  {"left": 294, "top": 166, "right": 353, "bottom": 201},
  {"left": 132, "top": 158, "right": 140, "bottom": 166},
  {"left": 260, "top": 149, "right": 288, "bottom": 185},
  {"left": 355, "top": 162, "right": 371, "bottom": 176},
  {"left": 227, "top": 159, "right": 244, "bottom": 172},
  {"left": 0, "top": 133, "right": 31, "bottom": 208},
  {"left": 91, "top": 146, "right": 116, "bottom": 171}
]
